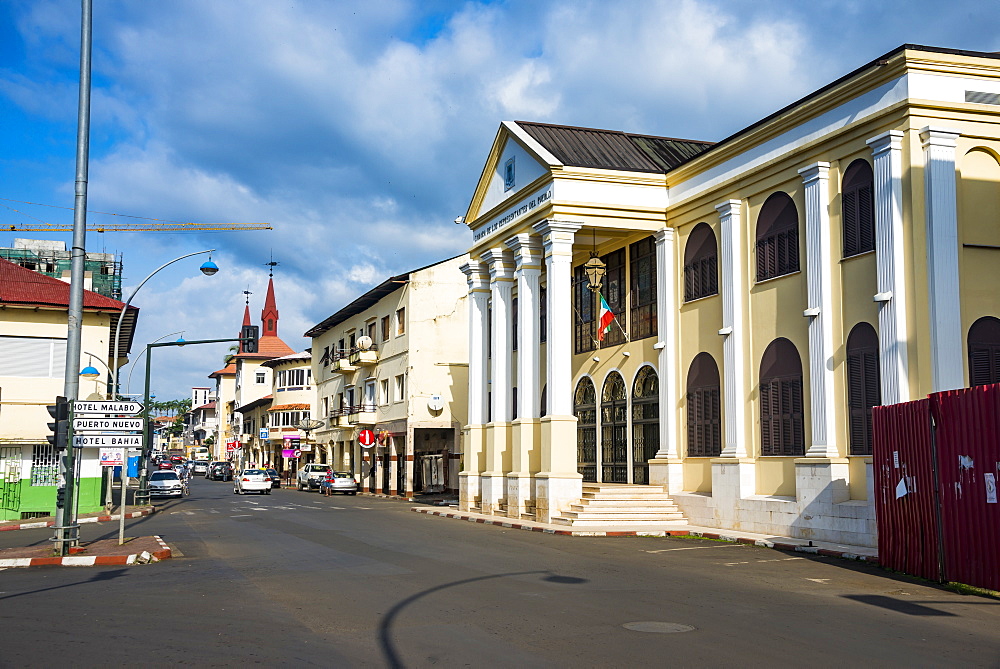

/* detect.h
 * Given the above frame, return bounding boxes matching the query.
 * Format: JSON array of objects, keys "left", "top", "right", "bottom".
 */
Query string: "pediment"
[{"left": 464, "top": 121, "right": 561, "bottom": 225}]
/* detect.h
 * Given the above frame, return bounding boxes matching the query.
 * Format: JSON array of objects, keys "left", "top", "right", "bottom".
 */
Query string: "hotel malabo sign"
[{"left": 473, "top": 186, "right": 552, "bottom": 242}]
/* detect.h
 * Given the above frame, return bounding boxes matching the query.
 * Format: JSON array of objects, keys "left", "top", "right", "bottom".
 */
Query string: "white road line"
[
  {"left": 724, "top": 561, "right": 751, "bottom": 566},
  {"left": 806, "top": 578, "right": 832, "bottom": 583},
  {"left": 209, "top": 509, "right": 220, "bottom": 514},
  {"left": 230, "top": 514, "right": 252, "bottom": 518},
  {"left": 644, "top": 545, "right": 744, "bottom": 553},
  {"left": 356, "top": 507, "right": 371, "bottom": 510},
  {"left": 329, "top": 506, "right": 344, "bottom": 510}
]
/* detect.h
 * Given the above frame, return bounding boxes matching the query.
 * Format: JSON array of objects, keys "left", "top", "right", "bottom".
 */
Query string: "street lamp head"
[
  {"left": 79, "top": 365, "right": 101, "bottom": 379},
  {"left": 176, "top": 336, "right": 187, "bottom": 347},
  {"left": 199, "top": 259, "right": 219, "bottom": 276}
]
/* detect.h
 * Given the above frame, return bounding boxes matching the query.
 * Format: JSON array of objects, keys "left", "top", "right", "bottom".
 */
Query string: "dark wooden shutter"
[
  {"left": 843, "top": 187, "right": 859, "bottom": 257},
  {"left": 846, "top": 324, "right": 881, "bottom": 455}
]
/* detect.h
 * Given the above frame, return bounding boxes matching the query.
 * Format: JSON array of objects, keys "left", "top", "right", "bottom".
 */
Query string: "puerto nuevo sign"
[
  {"left": 73, "top": 417, "right": 144, "bottom": 432},
  {"left": 73, "top": 400, "right": 143, "bottom": 415}
]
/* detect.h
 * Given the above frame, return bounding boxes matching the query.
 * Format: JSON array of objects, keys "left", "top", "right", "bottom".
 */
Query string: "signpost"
[
  {"left": 73, "top": 417, "right": 144, "bottom": 432},
  {"left": 73, "top": 400, "right": 144, "bottom": 415},
  {"left": 358, "top": 429, "right": 376, "bottom": 448}
]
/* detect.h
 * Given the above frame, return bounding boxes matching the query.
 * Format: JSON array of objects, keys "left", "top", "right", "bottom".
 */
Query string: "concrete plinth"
[
  {"left": 458, "top": 472, "right": 480, "bottom": 512},
  {"left": 647, "top": 458, "right": 684, "bottom": 493},
  {"left": 505, "top": 473, "right": 532, "bottom": 519}
]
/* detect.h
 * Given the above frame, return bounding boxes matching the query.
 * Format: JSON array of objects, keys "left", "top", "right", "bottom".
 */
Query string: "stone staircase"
[{"left": 552, "top": 483, "right": 689, "bottom": 528}]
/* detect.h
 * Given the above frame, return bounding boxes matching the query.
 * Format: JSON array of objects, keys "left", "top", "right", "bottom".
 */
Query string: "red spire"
[{"left": 261, "top": 276, "right": 279, "bottom": 338}]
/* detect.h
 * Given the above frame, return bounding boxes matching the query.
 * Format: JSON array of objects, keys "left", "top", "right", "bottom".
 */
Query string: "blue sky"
[{"left": 1, "top": 0, "right": 998, "bottom": 400}]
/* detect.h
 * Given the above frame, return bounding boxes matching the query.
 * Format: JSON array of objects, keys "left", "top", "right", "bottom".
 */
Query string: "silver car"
[
  {"left": 320, "top": 472, "right": 358, "bottom": 496},
  {"left": 149, "top": 470, "right": 184, "bottom": 497}
]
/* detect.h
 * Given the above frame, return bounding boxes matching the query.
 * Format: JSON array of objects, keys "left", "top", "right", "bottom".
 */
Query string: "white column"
[
  {"left": 653, "top": 228, "right": 678, "bottom": 459},
  {"left": 799, "top": 162, "right": 838, "bottom": 458},
  {"left": 505, "top": 234, "right": 543, "bottom": 419},
  {"left": 504, "top": 234, "right": 542, "bottom": 518},
  {"left": 716, "top": 200, "right": 748, "bottom": 458},
  {"left": 460, "top": 262, "right": 490, "bottom": 424},
  {"left": 532, "top": 219, "right": 582, "bottom": 522},
  {"left": 920, "top": 126, "right": 964, "bottom": 392},
  {"left": 867, "top": 131, "right": 909, "bottom": 405},
  {"left": 481, "top": 247, "right": 515, "bottom": 423},
  {"left": 534, "top": 220, "right": 581, "bottom": 417},
  {"left": 458, "top": 261, "right": 490, "bottom": 512}
]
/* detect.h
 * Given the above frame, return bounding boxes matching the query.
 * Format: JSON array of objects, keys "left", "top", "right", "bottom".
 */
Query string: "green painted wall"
[{"left": 0, "top": 476, "right": 103, "bottom": 521}]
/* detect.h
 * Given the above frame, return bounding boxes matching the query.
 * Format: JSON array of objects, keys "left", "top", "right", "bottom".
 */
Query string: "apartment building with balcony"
[{"left": 306, "top": 255, "right": 469, "bottom": 497}]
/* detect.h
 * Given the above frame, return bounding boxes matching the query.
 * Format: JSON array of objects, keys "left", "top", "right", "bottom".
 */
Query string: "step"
[
  {"left": 581, "top": 492, "right": 677, "bottom": 501},
  {"left": 569, "top": 501, "right": 681, "bottom": 512},
  {"left": 582, "top": 484, "right": 665, "bottom": 493},
  {"left": 552, "top": 516, "right": 690, "bottom": 527},
  {"left": 560, "top": 508, "right": 687, "bottom": 519}
]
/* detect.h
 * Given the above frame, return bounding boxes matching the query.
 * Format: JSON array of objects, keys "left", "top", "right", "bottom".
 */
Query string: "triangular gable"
[{"left": 464, "top": 121, "right": 561, "bottom": 226}]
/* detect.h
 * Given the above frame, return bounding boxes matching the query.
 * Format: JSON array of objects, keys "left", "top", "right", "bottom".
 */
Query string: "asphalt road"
[{"left": 1, "top": 476, "right": 999, "bottom": 668}]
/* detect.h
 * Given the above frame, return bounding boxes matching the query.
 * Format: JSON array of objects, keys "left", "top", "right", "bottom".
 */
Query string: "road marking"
[
  {"left": 170, "top": 511, "right": 196, "bottom": 515},
  {"left": 644, "top": 545, "right": 744, "bottom": 553},
  {"left": 329, "top": 506, "right": 344, "bottom": 510},
  {"left": 806, "top": 578, "right": 832, "bottom": 584},
  {"left": 724, "top": 562, "right": 751, "bottom": 566},
  {"left": 230, "top": 514, "right": 252, "bottom": 518},
  {"left": 209, "top": 509, "right": 220, "bottom": 514},
  {"left": 356, "top": 507, "right": 371, "bottom": 510}
]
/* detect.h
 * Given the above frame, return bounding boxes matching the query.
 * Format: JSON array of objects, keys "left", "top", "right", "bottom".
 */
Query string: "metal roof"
[{"left": 515, "top": 121, "right": 713, "bottom": 173}]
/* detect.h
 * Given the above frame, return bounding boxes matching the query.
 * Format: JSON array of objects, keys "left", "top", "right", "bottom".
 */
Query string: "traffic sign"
[
  {"left": 358, "top": 429, "right": 375, "bottom": 448},
  {"left": 293, "top": 449, "right": 302, "bottom": 458},
  {"left": 226, "top": 440, "right": 241, "bottom": 452},
  {"left": 99, "top": 448, "right": 125, "bottom": 467},
  {"left": 73, "top": 417, "right": 143, "bottom": 432},
  {"left": 73, "top": 400, "right": 143, "bottom": 415},
  {"left": 73, "top": 434, "right": 143, "bottom": 448}
]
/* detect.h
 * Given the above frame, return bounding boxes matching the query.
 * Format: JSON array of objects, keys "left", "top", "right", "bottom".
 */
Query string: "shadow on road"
[
  {"left": 0, "top": 568, "right": 128, "bottom": 601},
  {"left": 840, "top": 594, "right": 958, "bottom": 616},
  {"left": 379, "top": 570, "right": 588, "bottom": 669}
]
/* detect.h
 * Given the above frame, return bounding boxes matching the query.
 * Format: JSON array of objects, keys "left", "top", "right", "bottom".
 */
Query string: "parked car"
[
  {"left": 234, "top": 469, "right": 271, "bottom": 495},
  {"left": 265, "top": 469, "right": 281, "bottom": 488},
  {"left": 149, "top": 470, "right": 184, "bottom": 497},
  {"left": 206, "top": 462, "right": 233, "bottom": 481},
  {"left": 192, "top": 461, "right": 209, "bottom": 475},
  {"left": 320, "top": 471, "right": 358, "bottom": 496},
  {"left": 296, "top": 464, "right": 331, "bottom": 491}
]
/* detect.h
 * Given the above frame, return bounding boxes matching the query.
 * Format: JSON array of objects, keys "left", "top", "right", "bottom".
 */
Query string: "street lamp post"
[{"left": 108, "top": 250, "right": 218, "bottom": 401}]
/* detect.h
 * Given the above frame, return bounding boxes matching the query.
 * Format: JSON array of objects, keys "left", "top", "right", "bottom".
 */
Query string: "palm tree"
[{"left": 223, "top": 344, "right": 239, "bottom": 365}]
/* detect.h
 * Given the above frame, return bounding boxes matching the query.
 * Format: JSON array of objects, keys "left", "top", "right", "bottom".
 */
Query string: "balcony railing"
[
  {"left": 347, "top": 403, "right": 377, "bottom": 425},
  {"left": 349, "top": 344, "right": 378, "bottom": 366}
]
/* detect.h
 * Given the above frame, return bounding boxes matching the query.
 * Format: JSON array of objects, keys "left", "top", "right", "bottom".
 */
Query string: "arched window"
[
  {"left": 686, "top": 353, "right": 721, "bottom": 457},
  {"left": 632, "top": 367, "right": 659, "bottom": 485},
  {"left": 968, "top": 316, "right": 1000, "bottom": 387},
  {"left": 842, "top": 160, "right": 875, "bottom": 257},
  {"left": 756, "top": 192, "right": 800, "bottom": 281},
  {"left": 684, "top": 223, "right": 719, "bottom": 301},
  {"left": 574, "top": 378, "right": 597, "bottom": 482},
  {"left": 601, "top": 372, "right": 628, "bottom": 483},
  {"left": 846, "top": 323, "right": 881, "bottom": 456},
  {"left": 759, "top": 338, "right": 804, "bottom": 456}
]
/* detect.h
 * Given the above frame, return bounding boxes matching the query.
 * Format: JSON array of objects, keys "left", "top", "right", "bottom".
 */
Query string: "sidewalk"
[
  {"left": 411, "top": 506, "right": 879, "bottom": 563},
  {"left": 0, "top": 505, "right": 155, "bottom": 532},
  {"left": 0, "top": 535, "right": 172, "bottom": 568}
]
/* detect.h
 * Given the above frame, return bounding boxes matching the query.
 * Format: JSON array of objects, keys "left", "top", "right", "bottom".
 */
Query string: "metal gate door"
[
  {"left": 0, "top": 447, "right": 21, "bottom": 514},
  {"left": 601, "top": 373, "right": 628, "bottom": 483}
]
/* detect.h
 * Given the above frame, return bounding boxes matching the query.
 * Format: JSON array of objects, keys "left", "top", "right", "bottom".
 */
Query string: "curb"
[
  {"left": 411, "top": 508, "right": 879, "bottom": 563},
  {"left": 0, "top": 507, "right": 155, "bottom": 533},
  {"left": 0, "top": 535, "right": 172, "bottom": 568}
]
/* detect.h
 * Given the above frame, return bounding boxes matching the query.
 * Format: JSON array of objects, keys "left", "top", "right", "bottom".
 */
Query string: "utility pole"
[{"left": 53, "top": 0, "right": 92, "bottom": 556}]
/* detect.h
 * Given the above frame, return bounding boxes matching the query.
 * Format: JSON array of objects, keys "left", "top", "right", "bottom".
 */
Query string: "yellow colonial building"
[{"left": 458, "top": 44, "right": 1000, "bottom": 546}]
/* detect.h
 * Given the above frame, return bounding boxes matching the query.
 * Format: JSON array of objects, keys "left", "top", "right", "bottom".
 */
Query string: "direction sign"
[
  {"left": 73, "top": 400, "right": 144, "bottom": 415},
  {"left": 99, "top": 448, "right": 125, "bottom": 467},
  {"left": 358, "top": 429, "right": 376, "bottom": 448},
  {"left": 73, "top": 417, "right": 143, "bottom": 432},
  {"left": 73, "top": 434, "right": 143, "bottom": 448}
]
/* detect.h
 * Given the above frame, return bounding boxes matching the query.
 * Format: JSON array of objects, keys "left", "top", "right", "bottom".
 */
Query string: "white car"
[
  {"left": 149, "top": 470, "right": 184, "bottom": 497},
  {"left": 234, "top": 469, "right": 271, "bottom": 495}
]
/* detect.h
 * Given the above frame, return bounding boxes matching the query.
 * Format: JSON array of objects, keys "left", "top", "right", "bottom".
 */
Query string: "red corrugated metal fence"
[{"left": 873, "top": 384, "right": 1000, "bottom": 591}]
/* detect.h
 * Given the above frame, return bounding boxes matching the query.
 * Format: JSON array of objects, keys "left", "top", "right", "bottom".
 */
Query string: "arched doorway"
[
  {"left": 601, "top": 372, "right": 628, "bottom": 483},
  {"left": 574, "top": 378, "right": 597, "bottom": 482},
  {"left": 632, "top": 366, "right": 659, "bottom": 484}
]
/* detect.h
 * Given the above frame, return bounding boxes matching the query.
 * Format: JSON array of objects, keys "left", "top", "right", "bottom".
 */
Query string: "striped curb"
[
  {"left": 0, "top": 535, "right": 172, "bottom": 569},
  {"left": 411, "top": 508, "right": 879, "bottom": 562},
  {"left": 0, "top": 507, "right": 155, "bottom": 532}
]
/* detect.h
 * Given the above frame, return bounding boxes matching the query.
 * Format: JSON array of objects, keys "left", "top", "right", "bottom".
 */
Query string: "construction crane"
[{"left": 1, "top": 197, "right": 272, "bottom": 232}]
